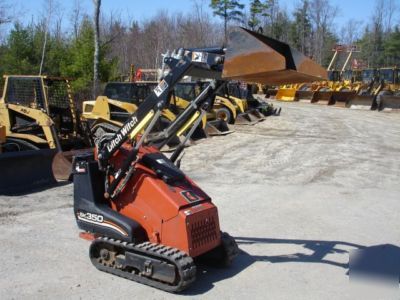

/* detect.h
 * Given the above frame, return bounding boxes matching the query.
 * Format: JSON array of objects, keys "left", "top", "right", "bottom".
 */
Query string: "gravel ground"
[{"left": 1, "top": 101, "right": 399, "bottom": 299}]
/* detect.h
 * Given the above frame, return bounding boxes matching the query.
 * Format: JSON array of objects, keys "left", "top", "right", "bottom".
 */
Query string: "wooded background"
[{"left": 0, "top": 0, "right": 399, "bottom": 94}]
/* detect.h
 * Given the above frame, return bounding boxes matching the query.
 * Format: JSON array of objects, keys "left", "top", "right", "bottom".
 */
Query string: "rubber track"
[{"left": 90, "top": 237, "right": 197, "bottom": 292}]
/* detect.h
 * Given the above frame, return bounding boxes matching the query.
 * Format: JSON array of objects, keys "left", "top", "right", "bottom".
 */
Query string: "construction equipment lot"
[{"left": 1, "top": 100, "right": 399, "bottom": 299}]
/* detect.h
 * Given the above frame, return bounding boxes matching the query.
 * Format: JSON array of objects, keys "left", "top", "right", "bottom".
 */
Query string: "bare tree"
[
  {"left": 0, "top": 0, "right": 13, "bottom": 41},
  {"left": 93, "top": 0, "right": 101, "bottom": 97},
  {"left": 309, "top": 0, "right": 338, "bottom": 64},
  {"left": 0, "top": 0, "right": 12, "bottom": 24},
  {"left": 340, "top": 19, "right": 363, "bottom": 45},
  {"left": 39, "top": 0, "right": 53, "bottom": 75},
  {"left": 71, "top": 0, "right": 83, "bottom": 39},
  {"left": 382, "top": 0, "right": 397, "bottom": 33}
]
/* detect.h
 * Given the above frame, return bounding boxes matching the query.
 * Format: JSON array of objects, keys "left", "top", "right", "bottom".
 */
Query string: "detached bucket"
[
  {"left": 378, "top": 95, "right": 400, "bottom": 111},
  {"left": 332, "top": 91, "right": 357, "bottom": 107},
  {"left": 312, "top": 91, "right": 333, "bottom": 105},
  {"left": 223, "top": 27, "right": 327, "bottom": 85},
  {"left": 297, "top": 90, "right": 315, "bottom": 103},
  {"left": 0, "top": 149, "right": 57, "bottom": 195},
  {"left": 205, "top": 120, "right": 234, "bottom": 136},
  {"left": 234, "top": 113, "right": 258, "bottom": 125},
  {"left": 346, "top": 95, "right": 374, "bottom": 110}
]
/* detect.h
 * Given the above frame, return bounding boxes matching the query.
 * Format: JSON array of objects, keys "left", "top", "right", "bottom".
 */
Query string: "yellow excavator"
[{"left": 0, "top": 75, "right": 91, "bottom": 194}]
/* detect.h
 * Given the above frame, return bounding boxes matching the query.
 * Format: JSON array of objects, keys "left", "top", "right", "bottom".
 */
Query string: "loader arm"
[
  {"left": 97, "top": 48, "right": 225, "bottom": 197},
  {"left": 98, "top": 48, "right": 224, "bottom": 164},
  {"left": 149, "top": 80, "right": 226, "bottom": 148},
  {"left": 0, "top": 102, "right": 59, "bottom": 149}
]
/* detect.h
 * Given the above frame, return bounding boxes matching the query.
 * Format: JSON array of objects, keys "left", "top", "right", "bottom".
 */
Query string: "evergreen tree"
[
  {"left": 248, "top": 0, "right": 269, "bottom": 31},
  {"left": 210, "top": 0, "right": 244, "bottom": 43},
  {"left": 60, "top": 18, "right": 116, "bottom": 92},
  {"left": 0, "top": 23, "right": 39, "bottom": 74},
  {"left": 270, "top": 10, "right": 291, "bottom": 42},
  {"left": 384, "top": 26, "right": 400, "bottom": 66},
  {"left": 289, "top": 0, "right": 312, "bottom": 55}
]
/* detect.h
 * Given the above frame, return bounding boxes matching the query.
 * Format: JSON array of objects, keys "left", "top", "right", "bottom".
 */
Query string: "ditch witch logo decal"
[
  {"left": 181, "top": 190, "right": 201, "bottom": 203},
  {"left": 107, "top": 116, "right": 138, "bottom": 153}
]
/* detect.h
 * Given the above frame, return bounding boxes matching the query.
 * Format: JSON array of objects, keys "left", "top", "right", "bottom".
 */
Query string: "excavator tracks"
[{"left": 89, "top": 237, "right": 197, "bottom": 292}]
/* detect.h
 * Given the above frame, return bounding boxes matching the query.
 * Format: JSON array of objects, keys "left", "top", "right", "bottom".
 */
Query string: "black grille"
[
  {"left": 46, "top": 79, "right": 70, "bottom": 109},
  {"left": 5, "top": 77, "right": 45, "bottom": 108},
  {"left": 190, "top": 216, "right": 218, "bottom": 249}
]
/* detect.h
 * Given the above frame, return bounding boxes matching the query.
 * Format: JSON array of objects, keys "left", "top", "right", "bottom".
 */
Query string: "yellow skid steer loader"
[{"left": 0, "top": 75, "right": 91, "bottom": 194}]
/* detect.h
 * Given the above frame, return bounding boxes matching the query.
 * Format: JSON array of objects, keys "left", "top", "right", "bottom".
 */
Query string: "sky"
[{"left": 6, "top": 0, "right": 400, "bottom": 32}]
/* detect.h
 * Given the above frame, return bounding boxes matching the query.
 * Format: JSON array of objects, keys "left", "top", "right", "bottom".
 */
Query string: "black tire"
[
  {"left": 3, "top": 138, "right": 40, "bottom": 152},
  {"left": 215, "top": 107, "right": 233, "bottom": 124}
]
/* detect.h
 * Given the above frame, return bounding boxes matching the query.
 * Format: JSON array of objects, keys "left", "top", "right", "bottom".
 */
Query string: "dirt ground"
[{"left": 1, "top": 100, "right": 399, "bottom": 299}]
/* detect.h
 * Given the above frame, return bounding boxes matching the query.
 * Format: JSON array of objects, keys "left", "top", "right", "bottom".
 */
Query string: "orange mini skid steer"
[
  {"left": 74, "top": 143, "right": 233, "bottom": 291},
  {"left": 73, "top": 27, "right": 326, "bottom": 292}
]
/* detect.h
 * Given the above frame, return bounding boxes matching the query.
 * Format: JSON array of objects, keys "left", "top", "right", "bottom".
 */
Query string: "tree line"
[{"left": 0, "top": 0, "right": 399, "bottom": 96}]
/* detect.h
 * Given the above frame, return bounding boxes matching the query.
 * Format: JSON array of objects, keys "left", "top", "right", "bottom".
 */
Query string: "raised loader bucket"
[
  {"left": 378, "top": 95, "right": 400, "bottom": 111},
  {"left": 346, "top": 95, "right": 375, "bottom": 110},
  {"left": 223, "top": 27, "right": 327, "bottom": 85},
  {"left": 205, "top": 120, "right": 234, "bottom": 136},
  {"left": 0, "top": 149, "right": 57, "bottom": 195}
]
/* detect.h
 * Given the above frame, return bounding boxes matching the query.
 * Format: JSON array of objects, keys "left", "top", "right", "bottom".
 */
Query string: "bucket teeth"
[{"left": 223, "top": 27, "right": 327, "bottom": 85}]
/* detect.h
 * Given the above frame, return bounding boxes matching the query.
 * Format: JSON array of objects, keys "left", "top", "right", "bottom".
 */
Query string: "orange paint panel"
[{"left": 109, "top": 144, "right": 220, "bottom": 256}]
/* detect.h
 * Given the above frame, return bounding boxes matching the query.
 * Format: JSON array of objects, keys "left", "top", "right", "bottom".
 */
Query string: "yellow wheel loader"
[
  {"left": 0, "top": 75, "right": 92, "bottom": 194},
  {"left": 376, "top": 67, "right": 400, "bottom": 111},
  {"left": 172, "top": 81, "right": 238, "bottom": 125},
  {"left": 345, "top": 69, "right": 382, "bottom": 110},
  {"left": 174, "top": 81, "right": 271, "bottom": 126},
  {"left": 224, "top": 82, "right": 280, "bottom": 121},
  {"left": 170, "top": 82, "right": 233, "bottom": 134}
]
